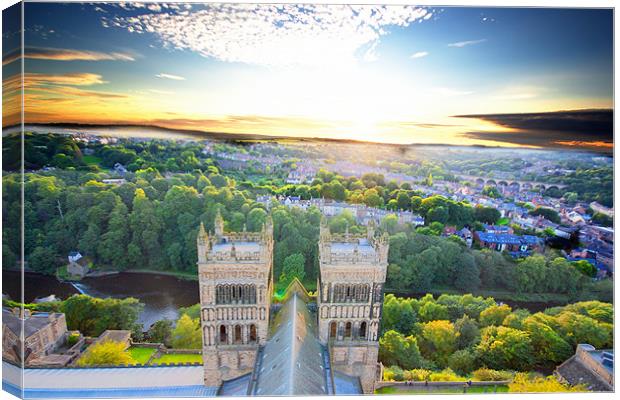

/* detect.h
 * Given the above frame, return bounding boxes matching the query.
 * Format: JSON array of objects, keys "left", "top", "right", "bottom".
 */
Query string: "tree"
[
  {"left": 453, "top": 253, "right": 480, "bottom": 292},
  {"left": 479, "top": 304, "right": 512, "bottom": 327},
  {"left": 522, "top": 317, "right": 573, "bottom": 368},
  {"left": 363, "top": 188, "right": 383, "bottom": 207},
  {"left": 448, "top": 349, "right": 477, "bottom": 375},
  {"left": 279, "top": 253, "right": 306, "bottom": 287},
  {"left": 571, "top": 260, "right": 597, "bottom": 278},
  {"left": 418, "top": 301, "right": 449, "bottom": 322},
  {"left": 247, "top": 208, "right": 267, "bottom": 232},
  {"left": 474, "top": 206, "right": 501, "bottom": 224},
  {"left": 529, "top": 207, "right": 560, "bottom": 224},
  {"left": 29, "top": 246, "right": 58, "bottom": 274},
  {"left": 555, "top": 311, "right": 612, "bottom": 348},
  {"left": 379, "top": 330, "right": 425, "bottom": 370},
  {"left": 477, "top": 326, "right": 535, "bottom": 371},
  {"left": 76, "top": 340, "right": 134, "bottom": 366},
  {"left": 420, "top": 320, "right": 458, "bottom": 367},
  {"left": 171, "top": 314, "right": 202, "bottom": 349},
  {"left": 509, "top": 373, "right": 584, "bottom": 393},
  {"left": 454, "top": 315, "right": 480, "bottom": 349},
  {"left": 148, "top": 319, "right": 173, "bottom": 347}
]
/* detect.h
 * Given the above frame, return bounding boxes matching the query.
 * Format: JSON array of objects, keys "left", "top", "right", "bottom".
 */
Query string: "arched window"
[
  {"left": 249, "top": 324, "right": 257, "bottom": 343},
  {"left": 329, "top": 322, "right": 337, "bottom": 340},
  {"left": 234, "top": 325, "right": 242, "bottom": 344},
  {"left": 359, "top": 321, "right": 367, "bottom": 339},
  {"left": 345, "top": 322, "right": 352, "bottom": 338},
  {"left": 219, "top": 325, "right": 227, "bottom": 344}
]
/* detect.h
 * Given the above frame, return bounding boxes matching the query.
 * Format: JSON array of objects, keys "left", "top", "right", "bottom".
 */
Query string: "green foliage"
[
  {"left": 66, "top": 332, "right": 80, "bottom": 347},
  {"left": 479, "top": 304, "right": 512, "bottom": 327},
  {"left": 529, "top": 207, "right": 560, "bottom": 224},
  {"left": 379, "top": 330, "right": 426, "bottom": 370},
  {"left": 477, "top": 326, "right": 535, "bottom": 371},
  {"left": 77, "top": 340, "right": 134, "bottom": 366},
  {"left": 148, "top": 319, "right": 174, "bottom": 347},
  {"left": 171, "top": 314, "right": 202, "bottom": 349},
  {"left": 420, "top": 320, "right": 458, "bottom": 367},
  {"left": 447, "top": 349, "right": 477, "bottom": 375},
  {"left": 472, "top": 368, "right": 514, "bottom": 382},
  {"left": 279, "top": 253, "right": 306, "bottom": 287},
  {"left": 61, "top": 294, "right": 143, "bottom": 337},
  {"left": 508, "top": 373, "right": 585, "bottom": 392}
]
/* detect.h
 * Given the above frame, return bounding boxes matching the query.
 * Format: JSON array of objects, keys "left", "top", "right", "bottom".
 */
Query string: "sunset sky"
[{"left": 2, "top": 3, "right": 613, "bottom": 150}]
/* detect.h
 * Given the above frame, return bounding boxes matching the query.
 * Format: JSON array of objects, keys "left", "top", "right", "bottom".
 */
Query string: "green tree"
[
  {"left": 479, "top": 304, "right": 512, "bottom": 327},
  {"left": 148, "top": 319, "right": 174, "bottom": 347},
  {"left": 76, "top": 340, "right": 134, "bottom": 366},
  {"left": 171, "top": 314, "right": 202, "bottom": 349},
  {"left": 379, "top": 330, "right": 425, "bottom": 370},
  {"left": 279, "top": 253, "right": 306, "bottom": 287},
  {"left": 477, "top": 326, "right": 535, "bottom": 371},
  {"left": 420, "top": 320, "right": 458, "bottom": 367}
]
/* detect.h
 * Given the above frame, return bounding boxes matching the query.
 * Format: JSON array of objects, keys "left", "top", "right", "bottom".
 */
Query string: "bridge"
[{"left": 454, "top": 175, "right": 567, "bottom": 190}]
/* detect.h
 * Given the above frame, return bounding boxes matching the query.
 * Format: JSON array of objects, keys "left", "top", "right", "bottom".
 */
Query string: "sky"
[{"left": 2, "top": 2, "right": 614, "bottom": 151}]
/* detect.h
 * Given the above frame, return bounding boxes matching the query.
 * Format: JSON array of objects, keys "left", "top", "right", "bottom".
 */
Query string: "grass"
[
  {"left": 151, "top": 353, "right": 203, "bottom": 365},
  {"left": 497, "top": 217, "right": 510, "bottom": 226},
  {"left": 376, "top": 385, "right": 509, "bottom": 394},
  {"left": 127, "top": 347, "right": 156, "bottom": 364},
  {"left": 82, "top": 155, "right": 102, "bottom": 165}
]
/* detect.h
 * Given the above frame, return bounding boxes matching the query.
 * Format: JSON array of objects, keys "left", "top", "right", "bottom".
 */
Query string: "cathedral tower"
[
  {"left": 198, "top": 210, "right": 274, "bottom": 386},
  {"left": 316, "top": 217, "right": 389, "bottom": 393}
]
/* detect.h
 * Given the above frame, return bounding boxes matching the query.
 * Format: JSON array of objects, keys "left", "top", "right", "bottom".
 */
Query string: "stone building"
[
  {"left": 197, "top": 213, "right": 387, "bottom": 395},
  {"left": 2, "top": 308, "right": 68, "bottom": 365},
  {"left": 316, "top": 218, "right": 389, "bottom": 394},
  {"left": 197, "top": 210, "right": 274, "bottom": 386}
]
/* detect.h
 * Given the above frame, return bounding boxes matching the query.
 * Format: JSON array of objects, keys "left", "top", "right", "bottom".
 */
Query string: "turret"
[
  {"left": 197, "top": 222, "right": 209, "bottom": 263},
  {"left": 367, "top": 218, "right": 376, "bottom": 241},
  {"left": 214, "top": 209, "right": 225, "bottom": 238}
]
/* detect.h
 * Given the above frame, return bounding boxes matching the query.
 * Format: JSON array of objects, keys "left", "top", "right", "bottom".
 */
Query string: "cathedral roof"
[{"left": 249, "top": 293, "right": 329, "bottom": 396}]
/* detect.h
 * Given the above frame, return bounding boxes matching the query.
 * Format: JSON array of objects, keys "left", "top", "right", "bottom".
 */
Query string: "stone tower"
[
  {"left": 197, "top": 210, "right": 274, "bottom": 386},
  {"left": 316, "top": 217, "right": 389, "bottom": 394}
]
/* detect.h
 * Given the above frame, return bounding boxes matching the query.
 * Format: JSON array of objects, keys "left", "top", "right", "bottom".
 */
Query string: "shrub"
[
  {"left": 472, "top": 368, "right": 514, "bottom": 382},
  {"left": 66, "top": 332, "right": 80, "bottom": 347},
  {"left": 428, "top": 368, "right": 462, "bottom": 382}
]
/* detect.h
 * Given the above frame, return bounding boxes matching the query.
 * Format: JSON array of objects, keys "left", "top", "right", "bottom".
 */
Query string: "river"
[
  {"left": 3, "top": 270, "right": 562, "bottom": 329},
  {"left": 2, "top": 270, "right": 199, "bottom": 329}
]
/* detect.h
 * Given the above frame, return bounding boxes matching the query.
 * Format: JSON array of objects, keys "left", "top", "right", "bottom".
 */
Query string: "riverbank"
[{"left": 123, "top": 269, "right": 198, "bottom": 281}]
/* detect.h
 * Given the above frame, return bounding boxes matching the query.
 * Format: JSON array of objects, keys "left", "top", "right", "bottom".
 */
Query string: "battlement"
[
  {"left": 318, "top": 217, "right": 388, "bottom": 266},
  {"left": 197, "top": 210, "right": 274, "bottom": 264}
]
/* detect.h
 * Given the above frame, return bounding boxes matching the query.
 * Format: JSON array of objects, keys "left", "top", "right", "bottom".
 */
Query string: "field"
[
  {"left": 151, "top": 353, "right": 203, "bottom": 365},
  {"left": 82, "top": 155, "right": 102, "bottom": 165},
  {"left": 127, "top": 347, "right": 156, "bottom": 364}
]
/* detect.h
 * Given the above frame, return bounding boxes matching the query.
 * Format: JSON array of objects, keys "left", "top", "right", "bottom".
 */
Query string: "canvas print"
[{"left": 1, "top": 1, "right": 614, "bottom": 399}]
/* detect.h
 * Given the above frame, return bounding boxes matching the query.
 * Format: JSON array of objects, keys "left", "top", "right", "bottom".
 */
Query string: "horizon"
[{"left": 2, "top": 3, "right": 613, "bottom": 152}]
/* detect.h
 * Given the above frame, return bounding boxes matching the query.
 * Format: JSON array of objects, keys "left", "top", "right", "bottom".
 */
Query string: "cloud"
[
  {"left": 455, "top": 109, "right": 613, "bottom": 152},
  {"left": 448, "top": 39, "right": 486, "bottom": 48},
  {"left": 155, "top": 73, "right": 186, "bottom": 81},
  {"left": 410, "top": 51, "right": 429, "bottom": 59},
  {"left": 103, "top": 4, "right": 433, "bottom": 67},
  {"left": 3, "top": 47, "right": 136, "bottom": 65}
]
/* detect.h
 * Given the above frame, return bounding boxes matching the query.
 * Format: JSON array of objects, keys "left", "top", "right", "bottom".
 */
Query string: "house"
[
  {"left": 113, "top": 162, "right": 128, "bottom": 176},
  {"left": 2, "top": 308, "right": 70, "bottom": 366},
  {"left": 67, "top": 251, "right": 90, "bottom": 278},
  {"left": 474, "top": 231, "right": 543, "bottom": 256},
  {"left": 556, "top": 344, "right": 613, "bottom": 391},
  {"left": 102, "top": 178, "right": 126, "bottom": 185},
  {"left": 482, "top": 224, "right": 513, "bottom": 234},
  {"left": 68, "top": 251, "right": 82, "bottom": 264},
  {"left": 456, "top": 227, "right": 473, "bottom": 248}
]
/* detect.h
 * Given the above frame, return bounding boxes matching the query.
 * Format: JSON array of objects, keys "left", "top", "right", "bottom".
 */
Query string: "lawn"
[
  {"left": 127, "top": 347, "right": 156, "bottom": 364},
  {"left": 497, "top": 217, "right": 510, "bottom": 226},
  {"left": 82, "top": 155, "right": 102, "bottom": 165},
  {"left": 376, "top": 385, "right": 509, "bottom": 394},
  {"left": 151, "top": 353, "right": 203, "bottom": 365}
]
